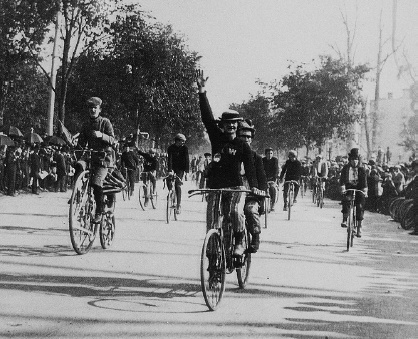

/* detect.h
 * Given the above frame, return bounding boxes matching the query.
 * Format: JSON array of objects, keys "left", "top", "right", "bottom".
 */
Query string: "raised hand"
[{"left": 195, "top": 69, "right": 208, "bottom": 89}]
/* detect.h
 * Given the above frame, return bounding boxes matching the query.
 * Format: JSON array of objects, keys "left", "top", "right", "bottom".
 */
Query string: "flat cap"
[{"left": 87, "top": 97, "right": 102, "bottom": 107}]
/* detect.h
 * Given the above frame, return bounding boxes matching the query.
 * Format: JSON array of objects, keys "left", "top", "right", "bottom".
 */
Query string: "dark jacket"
[
  {"left": 121, "top": 150, "right": 139, "bottom": 170},
  {"left": 53, "top": 152, "right": 67, "bottom": 176},
  {"left": 279, "top": 159, "right": 302, "bottom": 182},
  {"left": 199, "top": 92, "right": 258, "bottom": 189},
  {"left": 78, "top": 115, "right": 115, "bottom": 166},
  {"left": 137, "top": 150, "right": 158, "bottom": 172},
  {"left": 167, "top": 144, "right": 189, "bottom": 173},
  {"left": 262, "top": 156, "right": 279, "bottom": 182},
  {"left": 339, "top": 164, "right": 367, "bottom": 190},
  {"left": 253, "top": 151, "right": 267, "bottom": 191}
]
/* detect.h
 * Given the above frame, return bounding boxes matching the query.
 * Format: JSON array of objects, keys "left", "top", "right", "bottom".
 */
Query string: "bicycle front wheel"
[
  {"left": 150, "top": 185, "right": 157, "bottom": 209},
  {"left": 347, "top": 206, "right": 354, "bottom": 251},
  {"left": 69, "top": 171, "right": 96, "bottom": 255},
  {"left": 166, "top": 191, "right": 173, "bottom": 223},
  {"left": 100, "top": 212, "right": 115, "bottom": 249},
  {"left": 319, "top": 188, "right": 324, "bottom": 209},
  {"left": 201, "top": 229, "right": 226, "bottom": 311},
  {"left": 236, "top": 229, "right": 252, "bottom": 288},
  {"left": 138, "top": 184, "right": 145, "bottom": 211},
  {"left": 288, "top": 188, "right": 293, "bottom": 220}
]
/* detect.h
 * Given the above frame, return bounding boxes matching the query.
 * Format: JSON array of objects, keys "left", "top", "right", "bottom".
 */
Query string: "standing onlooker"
[
  {"left": 5, "top": 145, "right": 18, "bottom": 196},
  {"left": 54, "top": 147, "right": 67, "bottom": 192},
  {"left": 392, "top": 165, "right": 405, "bottom": 194},
  {"left": 0, "top": 145, "right": 6, "bottom": 192},
  {"left": 30, "top": 144, "right": 42, "bottom": 194}
]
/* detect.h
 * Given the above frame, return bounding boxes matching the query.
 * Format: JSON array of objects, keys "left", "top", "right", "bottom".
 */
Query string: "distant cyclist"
[
  {"left": 311, "top": 154, "right": 328, "bottom": 192},
  {"left": 167, "top": 133, "right": 189, "bottom": 214},
  {"left": 279, "top": 150, "right": 302, "bottom": 211},
  {"left": 121, "top": 142, "right": 139, "bottom": 196},
  {"left": 262, "top": 147, "right": 279, "bottom": 211},
  {"left": 339, "top": 148, "right": 368, "bottom": 237},
  {"left": 137, "top": 148, "right": 159, "bottom": 206}
]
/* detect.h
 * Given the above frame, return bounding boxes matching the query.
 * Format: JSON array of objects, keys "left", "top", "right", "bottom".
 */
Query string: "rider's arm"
[
  {"left": 99, "top": 118, "right": 115, "bottom": 146},
  {"left": 279, "top": 162, "right": 287, "bottom": 182},
  {"left": 242, "top": 142, "right": 258, "bottom": 189}
]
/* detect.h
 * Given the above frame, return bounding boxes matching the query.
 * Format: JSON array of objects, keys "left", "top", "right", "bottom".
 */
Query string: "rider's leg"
[
  {"left": 283, "top": 182, "right": 289, "bottom": 210},
  {"left": 341, "top": 195, "right": 350, "bottom": 227},
  {"left": 92, "top": 167, "right": 108, "bottom": 223},
  {"left": 293, "top": 184, "right": 299, "bottom": 203},
  {"left": 269, "top": 183, "right": 276, "bottom": 210},
  {"left": 355, "top": 194, "right": 366, "bottom": 237},
  {"left": 244, "top": 199, "right": 261, "bottom": 253},
  {"left": 227, "top": 189, "right": 246, "bottom": 256},
  {"left": 174, "top": 171, "right": 184, "bottom": 212}
]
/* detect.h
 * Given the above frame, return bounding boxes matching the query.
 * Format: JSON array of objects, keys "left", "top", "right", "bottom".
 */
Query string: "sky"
[{"left": 138, "top": 0, "right": 418, "bottom": 116}]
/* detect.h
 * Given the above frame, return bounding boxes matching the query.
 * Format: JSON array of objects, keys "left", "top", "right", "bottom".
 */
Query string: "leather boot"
[
  {"left": 249, "top": 233, "right": 260, "bottom": 253},
  {"left": 233, "top": 231, "right": 245, "bottom": 257},
  {"left": 341, "top": 214, "right": 348, "bottom": 228}
]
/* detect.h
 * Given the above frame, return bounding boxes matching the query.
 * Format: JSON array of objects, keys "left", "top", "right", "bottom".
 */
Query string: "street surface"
[{"left": 0, "top": 180, "right": 417, "bottom": 339}]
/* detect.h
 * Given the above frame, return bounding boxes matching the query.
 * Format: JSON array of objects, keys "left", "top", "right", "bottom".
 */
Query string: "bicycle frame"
[
  {"left": 343, "top": 189, "right": 365, "bottom": 251},
  {"left": 283, "top": 180, "right": 299, "bottom": 220}
]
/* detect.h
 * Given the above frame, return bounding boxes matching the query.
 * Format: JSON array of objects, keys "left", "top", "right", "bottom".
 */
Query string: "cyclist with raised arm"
[
  {"left": 339, "top": 148, "right": 368, "bottom": 237},
  {"left": 167, "top": 133, "right": 189, "bottom": 214},
  {"left": 196, "top": 70, "right": 261, "bottom": 257},
  {"left": 75, "top": 97, "right": 115, "bottom": 223},
  {"left": 262, "top": 147, "right": 279, "bottom": 211},
  {"left": 237, "top": 120, "right": 267, "bottom": 253},
  {"left": 279, "top": 150, "right": 302, "bottom": 211},
  {"left": 137, "top": 148, "right": 159, "bottom": 206}
]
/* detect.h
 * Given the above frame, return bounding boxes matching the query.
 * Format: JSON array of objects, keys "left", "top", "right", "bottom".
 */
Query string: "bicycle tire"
[
  {"left": 173, "top": 191, "right": 178, "bottom": 221},
  {"left": 351, "top": 209, "right": 356, "bottom": 247},
  {"left": 121, "top": 186, "right": 126, "bottom": 201},
  {"left": 236, "top": 229, "right": 252, "bottom": 288},
  {"left": 100, "top": 212, "right": 115, "bottom": 249},
  {"left": 312, "top": 186, "right": 316, "bottom": 203},
  {"left": 400, "top": 201, "right": 414, "bottom": 230},
  {"left": 69, "top": 171, "right": 96, "bottom": 255},
  {"left": 166, "top": 190, "right": 173, "bottom": 223},
  {"left": 263, "top": 196, "right": 270, "bottom": 229},
  {"left": 319, "top": 188, "right": 324, "bottom": 209},
  {"left": 138, "top": 183, "right": 145, "bottom": 211},
  {"left": 288, "top": 187, "right": 293, "bottom": 220},
  {"left": 300, "top": 182, "right": 304, "bottom": 198},
  {"left": 126, "top": 179, "right": 131, "bottom": 200},
  {"left": 200, "top": 229, "right": 226, "bottom": 311}
]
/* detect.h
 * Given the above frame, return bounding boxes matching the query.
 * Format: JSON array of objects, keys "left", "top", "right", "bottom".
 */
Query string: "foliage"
[
  {"left": 399, "top": 115, "right": 418, "bottom": 153},
  {"left": 64, "top": 7, "right": 205, "bottom": 150},
  {"left": 260, "top": 56, "right": 370, "bottom": 151}
]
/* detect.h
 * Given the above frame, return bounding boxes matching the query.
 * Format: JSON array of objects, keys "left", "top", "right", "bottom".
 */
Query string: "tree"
[
  {"left": 64, "top": 8, "right": 205, "bottom": 148},
  {"left": 264, "top": 56, "right": 369, "bottom": 154},
  {"left": 0, "top": 0, "right": 57, "bottom": 126}
]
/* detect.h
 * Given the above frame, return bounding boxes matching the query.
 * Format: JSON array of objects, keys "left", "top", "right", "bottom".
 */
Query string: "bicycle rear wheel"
[
  {"left": 236, "top": 229, "right": 252, "bottom": 288},
  {"left": 201, "top": 229, "right": 226, "bottom": 311},
  {"left": 100, "top": 211, "right": 115, "bottom": 249},
  {"left": 69, "top": 171, "right": 96, "bottom": 255}
]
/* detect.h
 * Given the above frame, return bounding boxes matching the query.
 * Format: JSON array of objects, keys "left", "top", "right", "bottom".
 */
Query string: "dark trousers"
[
  {"left": 6, "top": 165, "right": 16, "bottom": 195},
  {"left": 31, "top": 175, "right": 38, "bottom": 193},
  {"left": 341, "top": 192, "right": 366, "bottom": 221}
]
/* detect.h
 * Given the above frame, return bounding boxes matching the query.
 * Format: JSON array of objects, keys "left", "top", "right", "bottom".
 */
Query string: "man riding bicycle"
[
  {"left": 262, "top": 147, "right": 279, "bottom": 211},
  {"left": 75, "top": 97, "right": 116, "bottom": 223},
  {"left": 311, "top": 154, "right": 328, "bottom": 195},
  {"left": 340, "top": 148, "right": 368, "bottom": 237},
  {"left": 121, "top": 142, "right": 139, "bottom": 196},
  {"left": 237, "top": 120, "right": 267, "bottom": 253},
  {"left": 167, "top": 133, "right": 189, "bottom": 214},
  {"left": 279, "top": 150, "right": 302, "bottom": 211},
  {"left": 196, "top": 70, "right": 261, "bottom": 257},
  {"left": 137, "top": 148, "right": 159, "bottom": 206}
]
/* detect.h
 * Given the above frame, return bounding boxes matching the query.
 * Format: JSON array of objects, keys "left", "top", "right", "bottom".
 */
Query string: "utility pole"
[{"left": 47, "top": 9, "right": 60, "bottom": 136}]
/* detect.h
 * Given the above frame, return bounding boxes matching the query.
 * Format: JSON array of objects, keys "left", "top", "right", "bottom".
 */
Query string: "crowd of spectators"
[{"left": 0, "top": 137, "right": 169, "bottom": 197}]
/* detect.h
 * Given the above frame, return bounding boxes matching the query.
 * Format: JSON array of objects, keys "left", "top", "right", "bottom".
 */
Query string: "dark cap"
[
  {"left": 87, "top": 97, "right": 102, "bottom": 107},
  {"left": 204, "top": 152, "right": 211, "bottom": 157},
  {"left": 220, "top": 110, "right": 242, "bottom": 122},
  {"left": 265, "top": 147, "right": 273, "bottom": 154},
  {"left": 237, "top": 120, "right": 255, "bottom": 135}
]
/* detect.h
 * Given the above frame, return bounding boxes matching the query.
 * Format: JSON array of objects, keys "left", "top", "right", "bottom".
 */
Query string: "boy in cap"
[
  {"left": 262, "top": 147, "right": 279, "bottom": 211},
  {"left": 279, "top": 150, "right": 302, "bottom": 210},
  {"left": 76, "top": 96, "right": 116, "bottom": 222},
  {"left": 339, "top": 148, "right": 368, "bottom": 237}
]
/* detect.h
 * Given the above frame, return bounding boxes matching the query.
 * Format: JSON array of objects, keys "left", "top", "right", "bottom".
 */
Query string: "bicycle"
[
  {"left": 121, "top": 167, "right": 131, "bottom": 201},
  {"left": 138, "top": 171, "right": 157, "bottom": 210},
  {"left": 313, "top": 176, "right": 325, "bottom": 208},
  {"left": 188, "top": 188, "right": 269, "bottom": 311},
  {"left": 163, "top": 173, "right": 182, "bottom": 224},
  {"left": 300, "top": 176, "right": 308, "bottom": 199},
  {"left": 68, "top": 149, "right": 124, "bottom": 254},
  {"left": 283, "top": 180, "right": 299, "bottom": 220},
  {"left": 263, "top": 180, "right": 279, "bottom": 228},
  {"left": 343, "top": 189, "right": 366, "bottom": 251}
]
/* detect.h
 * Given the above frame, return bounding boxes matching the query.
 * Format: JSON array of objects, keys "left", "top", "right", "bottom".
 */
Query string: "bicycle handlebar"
[
  {"left": 343, "top": 188, "right": 366, "bottom": 196},
  {"left": 188, "top": 188, "right": 269, "bottom": 198},
  {"left": 283, "top": 180, "right": 300, "bottom": 186}
]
